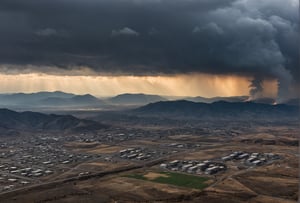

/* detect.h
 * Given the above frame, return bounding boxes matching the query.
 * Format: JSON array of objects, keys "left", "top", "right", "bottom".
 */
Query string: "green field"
[{"left": 125, "top": 171, "right": 210, "bottom": 190}]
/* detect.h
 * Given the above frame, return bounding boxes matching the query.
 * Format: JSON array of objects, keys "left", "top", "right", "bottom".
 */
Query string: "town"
[{"left": 0, "top": 123, "right": 284, "bottom": 193}]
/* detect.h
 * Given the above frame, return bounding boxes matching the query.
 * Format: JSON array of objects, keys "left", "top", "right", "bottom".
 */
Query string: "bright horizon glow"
[{"left": 0, "top": 73, "right": 277, "bottom": 98}]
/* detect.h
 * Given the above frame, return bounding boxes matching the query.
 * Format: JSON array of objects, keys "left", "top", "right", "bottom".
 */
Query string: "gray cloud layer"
[{"left": 0, "top": 0, "right": 299, "bottom": 99}]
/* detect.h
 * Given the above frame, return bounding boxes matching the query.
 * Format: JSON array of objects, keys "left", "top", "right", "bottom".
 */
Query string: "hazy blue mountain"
[
  {"left": 108, "top": 93, "right": 167, "bottom": 105},
  {"left": 246, "top": 97, "right": 299, "bottom": 106},
  {"left": 0, "top": 92, "right": 104, "bottom": 108},
  {"left": 0, "top": 91, "right": 75, "bottom": 106},
  {"left": 131, "top": 100, "right": 298, "bottom": 120},
  {"left": 39, "top": 94, "right": 104, "bottom": 106},
  {"left": 184, "top": 96, "right": 298, "bottom": 106},
  {"left": 184, "top": 96, "right": 249, "bottom": 103},
  {"left": 0, "top": 108, "right": 107, "bottom": 132}
]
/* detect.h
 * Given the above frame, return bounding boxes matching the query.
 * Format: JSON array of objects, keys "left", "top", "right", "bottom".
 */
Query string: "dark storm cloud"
[
  {"left": 112, "top": 27, "right": 140, "bottom": 36},
  {"left": 0, "top": 0, "right": 299, "bottom": 98},
  {"left": 0, "top": 0, "right": 230, "bottom": 65}
]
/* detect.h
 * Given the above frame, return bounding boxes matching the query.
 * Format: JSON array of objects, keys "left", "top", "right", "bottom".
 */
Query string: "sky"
[{"left": 0, "top": 0, "right": 299, "bottom": 100}]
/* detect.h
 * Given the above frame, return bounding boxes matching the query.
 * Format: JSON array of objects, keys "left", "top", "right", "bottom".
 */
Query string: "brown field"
[
  {"left": 67, "top": 143, "right": 125, "bottom": 154},
  {"left": 235, "top": 172, "right": 298, "bottom": 200}
]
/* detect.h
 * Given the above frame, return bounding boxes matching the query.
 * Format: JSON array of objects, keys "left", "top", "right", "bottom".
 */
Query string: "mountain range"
[
  {"left": 0, "top": 91, "right": 298, "bottom": 110},
  {"left": 0, "top": 91, "right": 104, "bottom": 108},
  {"left": 183, "top": 96, "right": 249, "bottom": 103},
  {"left": 0, "top": 99, "right": 298, "bottom": 134},
  {"left": 107, "top": 93, "right": 166, "bottom": 105},
  {"left": 131, "top": 100, "right": 299, "bottom": 120},
  {"left": 39, "top": 94, "right": 103, "bottom": 106},
  {"left": 0, "top": 108, "right": 107, "bottom": 133}
]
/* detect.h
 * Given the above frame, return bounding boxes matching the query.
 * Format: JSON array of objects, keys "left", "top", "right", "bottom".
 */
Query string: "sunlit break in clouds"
[{"left": 0, "top": 73, "right": 277, "bottom": 98}]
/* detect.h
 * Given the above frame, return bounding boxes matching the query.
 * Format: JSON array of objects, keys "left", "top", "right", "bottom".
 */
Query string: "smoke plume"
[
  {"left": 273, "top": 66, "right": 293, "bottom": 103},
  {"left": 249, "top": 76, "right": 264, "bottom": 100}
]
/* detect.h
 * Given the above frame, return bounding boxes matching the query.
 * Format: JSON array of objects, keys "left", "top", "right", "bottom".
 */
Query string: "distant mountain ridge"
[
  {"left": 132, "top": 100, "right": 299, "bottom": 120},
  {"left": 108, "top": 93, "right": 167, "bottom": 105},
  {"left": 0, "top": 91, "right": 297, "bottom": 110},
  {"left": 179, "top": 96, "right": 298, "bottom": 106},
  {"left": 39, "top": 94, "right": 103, "bottom": 106},
  {"left": 0, "top": 108, "right": 107, "bottom": 133},
  {"left": 184, "top": 96, "right": 249, "bottom": 103},
  {"left": 0, "top": 91, "right": 104, "bottom": 108},
  {"left": 0, "top": 91, "right": 75, "bottom": 103}
]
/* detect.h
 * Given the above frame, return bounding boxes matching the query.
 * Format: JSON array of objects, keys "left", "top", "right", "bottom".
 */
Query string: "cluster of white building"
[
  {"left": 3, "top": 165, "right": 54, "bottom": 178},
  {"left": 221, "top": 151, "right": 280, "bottom": 166},
  {"left": 160, "top": 160, "right": 227, "bottom": 175},
  {"left": 159, "top": 151, "right": 280, "bottom": 176},
  {"left": 119, "top": 148, "right": 154, "bottom": 160}
]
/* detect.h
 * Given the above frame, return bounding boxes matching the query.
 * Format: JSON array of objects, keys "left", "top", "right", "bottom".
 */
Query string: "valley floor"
[{"left": 0, "top": 120, "right": 298, "bottom": 203}]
